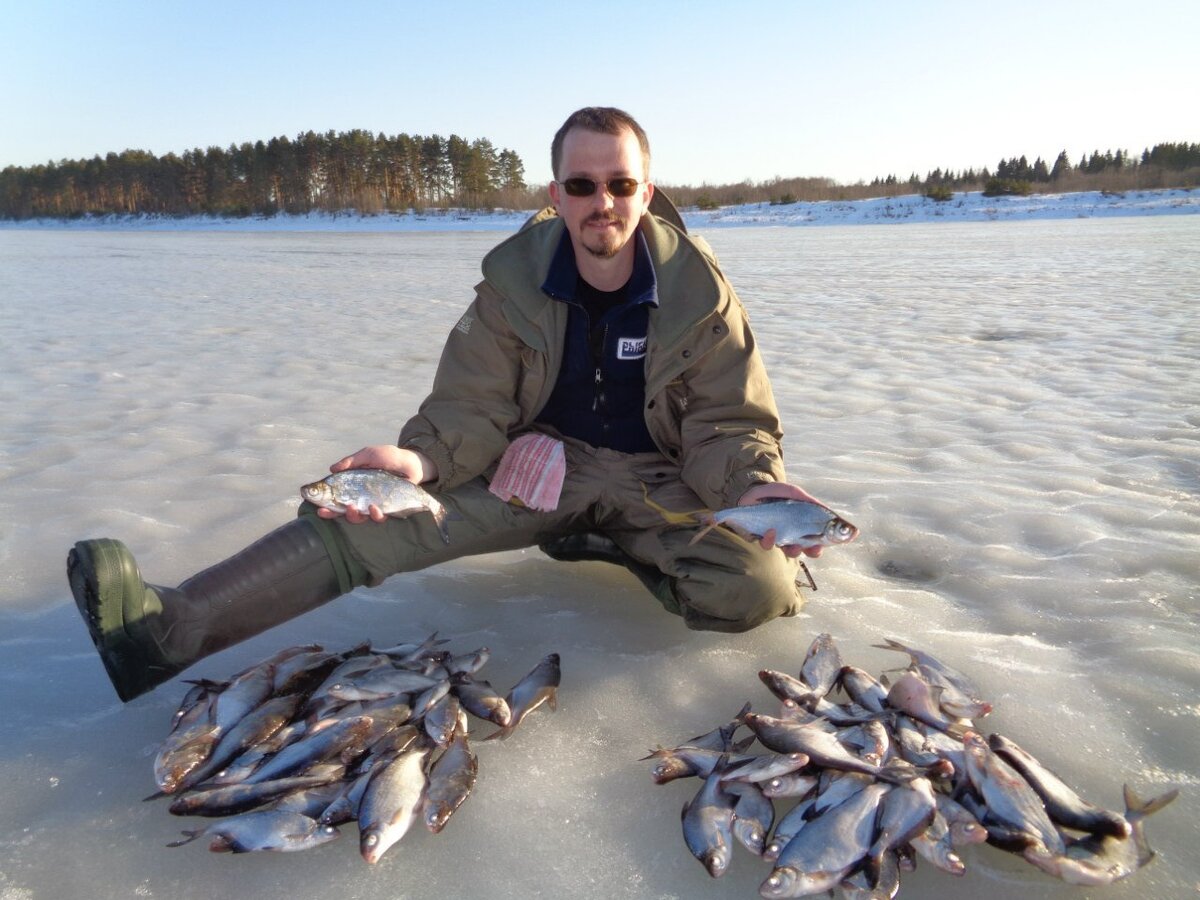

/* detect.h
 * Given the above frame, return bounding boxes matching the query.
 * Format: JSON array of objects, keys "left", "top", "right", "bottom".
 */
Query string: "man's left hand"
[{"left": 737, "top": 482, "right": 825, "bottom": 559}]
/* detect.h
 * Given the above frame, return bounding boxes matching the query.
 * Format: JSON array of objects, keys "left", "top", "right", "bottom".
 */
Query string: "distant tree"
[
  {"left": 1145, "top": 141, "right": 1200, "bottom": 169},
  {"left": 1050, "top": 150, "right": 1071, "bottom": 181},
  {"left": 445, "top": 135, "right": 472, "bottom": 198},
  {"left": 419, "top": 135, "right": 449, "bottom": 204},
  {"left": 495, "top": 149, "right": 525, "bottom": 190}
]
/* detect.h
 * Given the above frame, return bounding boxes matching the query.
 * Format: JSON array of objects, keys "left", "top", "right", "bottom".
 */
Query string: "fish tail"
[
  {"left": 732, "top": 699, "right": 753, "bottom": 723},
  {"left": 1123, "top": 784, "right": 1179, "bottom": 820},
  {"left": 640, "top": 482, "right": 709, "bottom": 527},
  {"left": 429, "top": 503, "right": 451, "bottom": 544}
]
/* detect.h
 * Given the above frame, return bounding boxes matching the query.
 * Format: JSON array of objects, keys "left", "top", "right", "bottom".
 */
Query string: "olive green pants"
[{"left": 303, "top": 439, "right": 804, "bottom": 633}]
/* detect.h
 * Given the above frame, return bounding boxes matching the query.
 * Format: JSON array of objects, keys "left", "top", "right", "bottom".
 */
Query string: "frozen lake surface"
[{"left": 1, "top": 217, "right": 1197, "bottom": 899}]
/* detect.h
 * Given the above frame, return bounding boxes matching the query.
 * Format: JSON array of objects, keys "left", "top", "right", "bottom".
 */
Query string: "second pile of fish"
[
  {"left": 150, "top": 635, "right": 560, "bottom": 862},
  {"left": 648, "top": 633, "right": 1178, "bottom": 897}
]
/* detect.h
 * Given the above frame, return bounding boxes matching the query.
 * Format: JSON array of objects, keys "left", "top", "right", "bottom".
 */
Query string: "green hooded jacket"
[{"left": 397, "top": 204, "right": 787, "bottom": 511}]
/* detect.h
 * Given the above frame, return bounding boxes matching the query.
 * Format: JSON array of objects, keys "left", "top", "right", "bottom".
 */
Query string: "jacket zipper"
[{"left": 592, "top": 323, "right": 608, "bottom": 412}]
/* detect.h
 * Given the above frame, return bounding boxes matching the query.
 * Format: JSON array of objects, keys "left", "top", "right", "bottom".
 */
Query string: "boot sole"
[{"left": 68, "top": 539, "right": 160, "bottom": 702}]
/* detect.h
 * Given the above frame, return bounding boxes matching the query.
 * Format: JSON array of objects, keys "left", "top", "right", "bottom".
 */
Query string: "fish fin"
[
  {"left": 547, "top": 692, "right": 558, "bottom": 713},
  {"left": 181, "top": 677, "right": 224, "bottom": 688},
  {"left": 483, "top": 726, "right": 514, "bottom": 741},
  {"left": 142, "top": 789, "right": 167, "bottom": 802},
  {"left": 733, "top": 736, "right": 756, "bottom": 753},
  {"left": 719, "top": 521, "right": 760, "bottom": 543},
  {"left": 944, "top": 721, "right": 970, "bottom": 740},
  {"left": 166, "top": 829, "right": 203, "bottom": 848},
  {"left": 877, "top": 758, "right": 922, "bottom": 785},
  {"left": 687, "top": 520, "right": 718, "bottom": 546}
]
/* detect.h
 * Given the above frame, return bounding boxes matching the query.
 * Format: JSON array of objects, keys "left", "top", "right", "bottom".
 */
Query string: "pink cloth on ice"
[{"left": 487, "top": 433, "right": 566, "bottom": 512}]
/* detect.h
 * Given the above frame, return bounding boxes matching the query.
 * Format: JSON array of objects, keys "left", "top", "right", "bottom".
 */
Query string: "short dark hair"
[{"left": 551, "top": 107, "right": 651, "bottom": 180}]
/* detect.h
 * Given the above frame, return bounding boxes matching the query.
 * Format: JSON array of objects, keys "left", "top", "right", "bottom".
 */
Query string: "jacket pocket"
[{"left": 646, "top": 378, "right": 686, "bottom": 459}]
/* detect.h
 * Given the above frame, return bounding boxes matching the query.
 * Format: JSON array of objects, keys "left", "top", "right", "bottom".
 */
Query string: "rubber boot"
[
  {"left": 68, "top": 518, "right": 343, "bottom": 702},
  {"left": 539, "top": 532, "right": 680, "bottom": 614}
]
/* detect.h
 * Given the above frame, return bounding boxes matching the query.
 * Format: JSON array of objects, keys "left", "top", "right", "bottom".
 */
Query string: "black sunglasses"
[{"left": 557, "top": 177, "right": 644, "bottom": 198}]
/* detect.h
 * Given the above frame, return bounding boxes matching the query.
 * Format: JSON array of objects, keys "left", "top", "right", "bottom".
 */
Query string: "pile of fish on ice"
[
  {"left": 648, "top": 634, "right": 1178, "bottom": 898},
  {"left": 149, "top": 636, "right": 559, "bottom": 861}
]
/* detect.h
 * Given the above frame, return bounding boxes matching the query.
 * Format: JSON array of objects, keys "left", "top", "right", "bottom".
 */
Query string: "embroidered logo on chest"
[{"left": 617, "top": 336, "right": 647, "bottom": 360}]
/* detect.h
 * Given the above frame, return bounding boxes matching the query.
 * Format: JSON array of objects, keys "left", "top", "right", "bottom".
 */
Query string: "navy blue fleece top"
[{"left": 534, "top": 227, "right": 660, "bottom": 452}]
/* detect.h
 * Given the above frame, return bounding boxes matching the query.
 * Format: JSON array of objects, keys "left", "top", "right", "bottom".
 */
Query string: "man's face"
[{"left": 549, "top": 126, "right": 653, "bottom": 261}]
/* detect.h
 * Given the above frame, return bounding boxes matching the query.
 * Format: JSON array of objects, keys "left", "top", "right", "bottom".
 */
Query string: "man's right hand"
[{"left": 318, "top": 446, "right": 438, "bottom": 523}]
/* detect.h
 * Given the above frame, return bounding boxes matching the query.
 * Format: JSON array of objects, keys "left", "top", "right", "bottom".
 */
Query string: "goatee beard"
[{"left": 584, "top": 213, "right": 626, "bottom": 259}]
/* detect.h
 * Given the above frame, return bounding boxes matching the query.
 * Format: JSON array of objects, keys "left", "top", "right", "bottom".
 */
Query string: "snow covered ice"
[{"left": 0, "top": 194, "right": 1197, "bottom": 899}]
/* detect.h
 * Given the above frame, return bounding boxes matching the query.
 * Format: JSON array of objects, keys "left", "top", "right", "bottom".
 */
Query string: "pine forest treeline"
[
  {"left": 664, "top": 143, "right": 1199, "bottom": 209},
  {"left": 2, "top": 132, "right": 1197, "bottom": 220},
  {"left": 0, "top": 130, "right": 528, "bottom": 220}
]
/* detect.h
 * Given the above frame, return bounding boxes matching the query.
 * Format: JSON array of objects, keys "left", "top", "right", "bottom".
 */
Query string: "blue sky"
[{"left": 2, "top": 0, "right": 1194, "bottom": 187}]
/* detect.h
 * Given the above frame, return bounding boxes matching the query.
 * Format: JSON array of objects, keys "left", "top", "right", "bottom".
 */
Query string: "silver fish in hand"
[
  {"left": 301, "top": 469, "right": 449, "bottom": 543},
  {"left": 690, "top": 499, "right": 858, "bottom": 550}
]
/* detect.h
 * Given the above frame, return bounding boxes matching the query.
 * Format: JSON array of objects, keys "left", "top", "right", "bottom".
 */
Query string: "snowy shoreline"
[{"left": 1, "top": 187, "right": 1196, "bottom": 232}]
